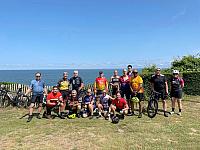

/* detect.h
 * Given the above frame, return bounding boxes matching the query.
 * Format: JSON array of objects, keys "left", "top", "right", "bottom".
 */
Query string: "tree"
[{"left": 171, "top": 54, "right": 200, "bottom": 72}]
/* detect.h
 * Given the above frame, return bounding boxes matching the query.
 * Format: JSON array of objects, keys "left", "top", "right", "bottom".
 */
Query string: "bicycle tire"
[{"left": 147, "top": 99, "right": 158, "bottom": 118}]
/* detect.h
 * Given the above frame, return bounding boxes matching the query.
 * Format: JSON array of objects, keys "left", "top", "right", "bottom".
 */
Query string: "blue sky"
[{"left": 0, "top": 0, "right": 199, "bottom": 69}]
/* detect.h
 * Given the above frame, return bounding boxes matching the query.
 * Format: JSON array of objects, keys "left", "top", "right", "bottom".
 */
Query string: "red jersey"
[
  {"left": 47, "top": 92, "right": 63, "bottom": 107},
  {"left": 94, "top": 77, "right": 108, "bottom": 91},
  {"left": 112, "top": 98, "right": 127, "bottom": 110}
]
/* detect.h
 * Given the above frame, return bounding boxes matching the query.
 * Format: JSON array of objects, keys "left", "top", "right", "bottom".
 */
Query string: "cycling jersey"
[
  {"left": 94, "top": 77, "right": 108, "bottom": 91},
  {"left": 111, "top": 76, "right": 120, "bottom": 86},
  {"left": 112, "top": 98, "right": 127, "bottom": 110},
  {"left": 70, "top": 76, "right": 83, "bottom": 91},
  {"left": 171, "top": 77, "right": 184, "bottom": 92},
  {"left": 119, "top": 76, "right": 130, "bottom": 91},
  {"left": 83, "top": 94, "right": 95, "bottom": 104},
  {"left": 130, "top": 75, "right": 144, "bottom": 93},
  {"left": 58, "top": 79, "right": 70, "bottom": 91},
  {"left": 150, "top": 74, "right": 167, "bottom": 91},
  {"left": 47, "top": 92, "right": 63, "bottom": 107},
  {"left": 100, "top": 95, "right": 110, "bottom": 109},
  {"left": 30, "top": 80, "right": 45, "bottom": 95}
]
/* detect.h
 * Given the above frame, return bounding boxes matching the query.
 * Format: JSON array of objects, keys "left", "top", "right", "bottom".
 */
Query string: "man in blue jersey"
[{"left": 25, "top": 72, "right": 47, "bottom": 122}]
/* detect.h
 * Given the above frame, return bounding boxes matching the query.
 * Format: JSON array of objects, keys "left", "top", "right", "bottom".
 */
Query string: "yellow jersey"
[{"left": 130, "top": 75, "right": 144, "bottom": 93}]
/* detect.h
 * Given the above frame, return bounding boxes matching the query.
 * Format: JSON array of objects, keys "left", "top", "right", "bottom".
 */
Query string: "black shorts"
[
  {"left": 60, "top": 90, "right": 69, "bottom": 101},
  {"left": 155, "top": 90, "right": 167, "bottom": 101},
  {"left": 171, "top": 90, "right": 182, "bottom": 99},
  {"left": 116, "top": 108, "right": 122, "bottom": 113},
  {"left": 131, "top": 93, "right": 144, "bottom": 102},
  {"left": 121, "top": 89, "right": 131, "bottom": 100},
  {"left": 96, "top": 90, "right": 103, "bottom": 96},
  {"left": 31, "top": 94, "right": 44, "bottom": 103},
  {"left": 112, "top": 88, "right": 118, "bottom": 96}
]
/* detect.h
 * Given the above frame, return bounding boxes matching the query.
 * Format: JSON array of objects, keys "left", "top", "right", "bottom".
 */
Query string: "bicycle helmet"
[
  {"left": 131, "top": 97, "right": 140, "bottom": 103},
  {"left": 82, "top": 110, "right": 88, "bottom": 118},
  {"left": 68, "top": 113, "right": 76, "bottom": 119},
  {"left": 111, "top": 116, "right": 120, "bottom": 124},
  {"left": 173, "top": 70, "right": 179, "bottom": 74}
]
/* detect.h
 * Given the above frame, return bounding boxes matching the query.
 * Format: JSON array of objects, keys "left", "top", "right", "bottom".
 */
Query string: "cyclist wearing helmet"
[
  {"left": 110, "top": 91, "right": 129, "bottom": 119},
  {"left": 83, "top": 89, "right": 95, "bottom": 119},
  {"left": 58, "top": 72, "right": 70, "bottom": 109},
  {"left": 25, "top": 72, "right": 47, "bottom": 122},
  {"left": 69, "top": 71, "right": 84, "bottom": 93},
  {"left": 94, "top": 71, "right": 108, "bottom": 96},
  {"left": 67, "top": 90, "right": 81, "bottom": 118},
  {"left": 130, "top": 69, "right": 144, "bottom": 118},
  {"left": 46, "top": 86, "right": 65, "bottom": 119},
  {"left": 170, "top": 70, "right": 184, "bottom": 116},
  {"left": 97, "top": 90, "right": 114, "bottom": 119},
  {"left": 110, "top": 70, "right": 120, "bottom": 96},
  {"left": 150, "top": 68, "right": 169, "bottom": 117}
]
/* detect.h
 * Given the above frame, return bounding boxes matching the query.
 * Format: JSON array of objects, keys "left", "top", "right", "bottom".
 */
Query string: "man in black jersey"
[
  {"left": 69, "top": 70, "right": 84, "bottom": 93},
  {"left": 110, "top": 70, "right": 120, "bottom": 96},
  {"left": 150, "top": 68, "right": 169, "bottom": 117}
]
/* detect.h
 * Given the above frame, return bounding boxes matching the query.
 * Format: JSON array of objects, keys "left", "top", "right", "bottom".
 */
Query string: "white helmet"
[{"left": 173, "top": 70, "right": 179, "bottom": 74}]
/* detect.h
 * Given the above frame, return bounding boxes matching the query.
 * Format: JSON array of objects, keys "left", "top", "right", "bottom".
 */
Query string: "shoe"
[
  {"left": 89, "top": 115, "right": 94, "bottom": 119},
  {"left": 138, "top": 113, "right": 142, "bottom": 118},
  {"left": 27, "top": 115, "right": 33, "bottom": 122},
  {"left": 59, "top": 114, "right": 65, "bottom": 119},
  {"left": 169, "top": 111, "right": 175, "bottom": 115},
  {"left": 164, "top": 112, "right": 168, "bottom": 117},
  {"left": 127, "top": 111, "right": 134, "bottom": 116},
  {"left": 36, "top": 114, "right": 41, "bottom": 119},
  {"left": 120, "top": 114, "right": 125, "bottom": 120},
  {"left": 177, "top": 112, "right": 182, "bottom": 116},
  {"left": 77, "top": 113, "right": 81, "bottom": 118},
  {"left": 96, "top": 115, "right": 102, "bottom": 119},
  {"left": 46, "top": 115, "right": 51, "bottom": 119}
]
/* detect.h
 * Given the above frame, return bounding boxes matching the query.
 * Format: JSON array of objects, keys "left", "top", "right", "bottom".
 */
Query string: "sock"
[{"left": 172, "top": 108, "right": 175, "bottom": 112}]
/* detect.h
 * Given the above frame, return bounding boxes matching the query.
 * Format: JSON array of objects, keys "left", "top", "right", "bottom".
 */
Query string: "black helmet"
[{"left": 111, "top": 116, "right": 119, "bottom": 124}]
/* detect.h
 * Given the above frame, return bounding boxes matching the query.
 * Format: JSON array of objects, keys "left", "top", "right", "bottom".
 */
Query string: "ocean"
[{"left": 0, "top": 69, "right": 142, "bottom": 86}]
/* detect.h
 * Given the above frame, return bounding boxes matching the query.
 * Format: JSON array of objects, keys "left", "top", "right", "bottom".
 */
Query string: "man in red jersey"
[
  {"left": 94, "top": 71, "right": 108, "bottom": 96},
  {"left": 110, "top": 91, "right": 129, "bottom": 119},
  {"left": 46, "top": 86, "right": 65, "bottom": 119}
]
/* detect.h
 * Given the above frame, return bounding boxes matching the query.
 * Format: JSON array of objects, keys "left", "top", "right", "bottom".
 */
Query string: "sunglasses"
[
  {"left": 36, "top": 76, "right": 41, "bottom": 77},
  {"left": 133, "top": 72, "right": 138, "bottom": 74}
]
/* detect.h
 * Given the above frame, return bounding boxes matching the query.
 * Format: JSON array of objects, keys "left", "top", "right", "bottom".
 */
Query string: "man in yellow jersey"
[
  {"left": 130, "top": 69, "right": 144, "bottom": 118},
  {"left": 58, "top": 72, "right": 70, "bottom": 111},
  {"left": 94, "top": 71, "right": 108, "bottom": 96}
]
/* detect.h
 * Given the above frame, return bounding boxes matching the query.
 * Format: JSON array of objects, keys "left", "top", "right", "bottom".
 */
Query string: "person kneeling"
[
  {"left": 110, "top": 91, "right": 129, "bottom": 119},
  {"left": 68, "top": 90, "right": 81, "bottom": 118},
  {"left": 46, "top": 86, "right": 65, "bottom": 119}
]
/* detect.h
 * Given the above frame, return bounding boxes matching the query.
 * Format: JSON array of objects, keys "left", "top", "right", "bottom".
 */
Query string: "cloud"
[{"left": 171, "top": 9, "right": 186, "bottom": 21}]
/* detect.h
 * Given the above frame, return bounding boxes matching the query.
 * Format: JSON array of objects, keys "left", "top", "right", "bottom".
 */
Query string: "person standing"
[
  {"left": 127, "top": 65, "right": 133, "bottom": 77},
  {"left": 94, "top": 71, "right": 108, "bottom": 96},
  {"left": 25, "top": 72, "right": 47, "bottom": 122},
  {"left": 170, "top": 70, "right": 184, "bottom": 116},
  {"left": 110, "top": 70, "right": 120, "bottom": 96},
  {"left": 69, "top": 70, "right": 84, "bottom": 93},
  {"left": 130, "top": 69, "right": 144, "bottom": 118},
  {"left": 150, "top": 68, "right": 169, "bottom": 117}
]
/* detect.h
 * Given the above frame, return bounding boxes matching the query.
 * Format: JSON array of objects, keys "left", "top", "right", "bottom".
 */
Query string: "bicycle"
[{"left": 147, "top": 91, "right": 161, "bottom": 118}]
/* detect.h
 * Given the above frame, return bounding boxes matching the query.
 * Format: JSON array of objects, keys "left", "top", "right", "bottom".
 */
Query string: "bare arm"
[{"left": 165, "top": 82, "right": 169, "bottom": 94}]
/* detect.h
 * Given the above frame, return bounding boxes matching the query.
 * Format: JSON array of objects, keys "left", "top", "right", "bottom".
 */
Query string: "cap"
[{"left": 99, "top": 71, "right": 103, "bottom": 74}]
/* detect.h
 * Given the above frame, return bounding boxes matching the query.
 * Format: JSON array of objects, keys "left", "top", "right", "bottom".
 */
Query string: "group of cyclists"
[{"left": 24, "top": 65, "right": 184, "bottom": 123}]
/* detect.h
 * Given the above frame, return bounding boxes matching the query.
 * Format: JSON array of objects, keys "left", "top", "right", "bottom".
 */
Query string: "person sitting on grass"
[
  {"left": 110, "top": 91, "right": 129, "bottom": 119},
  {"left": 83, "top": 89, "right": 95, "bottom": 119},
  {"left": 67, "top": 90, "right": 81, "bottom": 118},
  {"left": 97, "top": 90, "right": 114, "bottom": 119},
  {"left": 46, "top": 86, "right": 65, "bottom": 119}
]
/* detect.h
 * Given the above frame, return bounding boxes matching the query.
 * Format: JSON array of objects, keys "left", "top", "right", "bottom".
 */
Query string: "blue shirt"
[
  {"left": 83, "top": 94, "right": 95, "bottom": 104},
  {"left": 30, "top": 80, "right": 45, "bottom": 95}
]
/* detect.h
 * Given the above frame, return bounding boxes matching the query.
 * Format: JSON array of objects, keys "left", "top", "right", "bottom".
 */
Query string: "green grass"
[{"left": 0, "top": 96, "right": 200, "bottom": 150}]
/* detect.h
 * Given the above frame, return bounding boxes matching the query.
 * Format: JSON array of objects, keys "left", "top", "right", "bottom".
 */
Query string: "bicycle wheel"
[
  {"left": 24, "top": 96, "right": 31, "bottom": 108},
  {"left": 147, "top": 99, "right": 158, "bottom": 118}
]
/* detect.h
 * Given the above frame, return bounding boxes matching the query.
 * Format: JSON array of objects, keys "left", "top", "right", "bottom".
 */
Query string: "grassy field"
[{"left": 0, "top": 96, "right": 200, "bottom": 150}]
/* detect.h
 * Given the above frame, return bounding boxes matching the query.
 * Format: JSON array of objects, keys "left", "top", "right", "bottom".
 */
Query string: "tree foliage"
[{"left": 171, "top": 53, "right": 200, "bottom": 72}]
